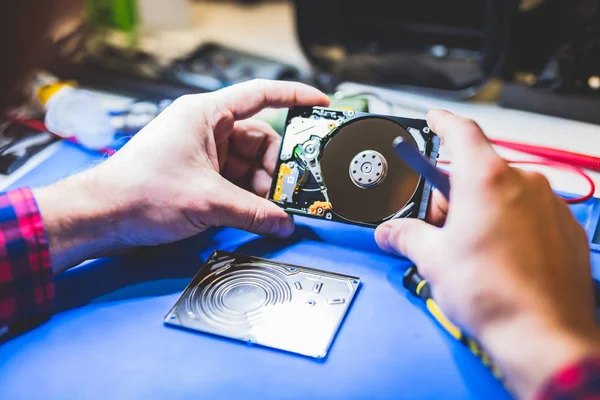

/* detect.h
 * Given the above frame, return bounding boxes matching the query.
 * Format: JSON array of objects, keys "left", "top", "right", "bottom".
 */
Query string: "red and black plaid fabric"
[
  {"left": 537, "top": 357, "right": 600, "bottom": 400},
  {"left": 0, "top": 187, "right": 53, "bottom": 334}
]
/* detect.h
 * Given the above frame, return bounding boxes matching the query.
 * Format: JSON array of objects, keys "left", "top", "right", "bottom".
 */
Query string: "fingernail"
[
  {"left": 277, "top": 217, "right": 295, "bottom": 237},
  {"left": 375, "top": 224, "right": 391, "bottom": 251}
]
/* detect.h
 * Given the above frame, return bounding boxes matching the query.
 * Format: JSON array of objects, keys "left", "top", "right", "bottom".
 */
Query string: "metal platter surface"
[{"left": 320, "top": 117, "right": 421, "bottom": 223}]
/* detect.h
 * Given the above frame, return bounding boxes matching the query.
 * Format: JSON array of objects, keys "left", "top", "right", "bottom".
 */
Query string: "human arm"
[
  {"left": 1, "top": 79, "right": 329, "bottom": 333},
  {"left": 34, "top": 79, "right": 329, "bottom": 276},
  {"left": 375, "top": 110, "right": 600, "bottom": 399}
]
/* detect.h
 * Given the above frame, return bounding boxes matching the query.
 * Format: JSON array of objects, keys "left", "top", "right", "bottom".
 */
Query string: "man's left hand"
[{"left": 33, "top": 79, "right": 330, "bottom": 274}]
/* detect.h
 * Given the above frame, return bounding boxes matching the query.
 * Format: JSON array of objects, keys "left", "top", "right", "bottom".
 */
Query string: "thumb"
[
  {"left": 211, "top": 179, "right": 294, "bottom": 238},
  {"left": 375, "top": 218, "right": 439, "bottom": 263}
]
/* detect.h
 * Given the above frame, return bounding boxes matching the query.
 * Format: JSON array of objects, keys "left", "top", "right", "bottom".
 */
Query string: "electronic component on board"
[{"left": 268, "top": 106, "right": 440, "bottom": 227}]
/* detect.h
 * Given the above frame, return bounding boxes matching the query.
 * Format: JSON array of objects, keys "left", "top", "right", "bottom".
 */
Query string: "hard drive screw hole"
[
  {"left": 362, "top": 154, "right": 366, "bottom": 158},
  {"left": 376, "top": 173, "right": 380, "bottom": 176},
  {"left": 354, "top": 160, "right": 358, "bottom": 164},
  {"left": 290, "top": 267, "right": 296, "bottom": 271},
  {"left": 378, "top": 163, "right": 381, "bottom": 166},
  {"left": 353, "top": 170, "right": 356, "bottom": 174},
  {"left": 358, "top": 178, "right": 362, "bottom": 181},
  {"left": 368, "top": 179, "right": 372, "bottom": 182},
  {"left": 423, "top": 127, "right": 430, "bottom": 134},
  {"left": 353, "top": 280, "right": 358, "bottom": 285},
  {"left": 372, "top": 155, "right": 375, "bottom": 159}
]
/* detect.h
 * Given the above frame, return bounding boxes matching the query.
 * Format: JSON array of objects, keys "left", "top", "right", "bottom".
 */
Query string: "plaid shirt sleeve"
[
  {"left": 0, "top": 187, "right": 53, "bottom": 338},
  {"left": 536, "top": 357, "right": 600, "bottom": 400}
]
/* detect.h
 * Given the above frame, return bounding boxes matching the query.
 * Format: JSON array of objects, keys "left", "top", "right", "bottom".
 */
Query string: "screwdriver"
[
  {"left": 392, "top": 136, "right": 450, "bottom": 199},
  {"left": 393, "top": 136, "right": 503, "bottom": 380},
  {"left": 403, "top": 266, "right": 503, "bottom": 380}
]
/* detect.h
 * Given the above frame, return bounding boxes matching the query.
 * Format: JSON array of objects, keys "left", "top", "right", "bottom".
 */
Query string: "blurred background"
[
  {"left": 1, "top": 0, "right": 599, "bottom": 196},
  {"left": 67, "top": 0, "right": 600, "bottom": 112}
]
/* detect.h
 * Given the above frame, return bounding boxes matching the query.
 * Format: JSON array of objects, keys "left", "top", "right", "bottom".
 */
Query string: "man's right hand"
[{"left": 375, "top": 110, "right": 600, "bottom": 399}]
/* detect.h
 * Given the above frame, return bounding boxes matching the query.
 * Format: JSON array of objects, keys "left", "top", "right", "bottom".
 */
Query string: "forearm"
[{"left": 33, "top": 169, "right": 126, "bottom": 275}]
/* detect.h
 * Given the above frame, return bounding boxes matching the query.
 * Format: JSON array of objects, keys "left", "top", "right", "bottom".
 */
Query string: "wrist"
[
  {"left": 480, "top": 314, "right": 600, "bottom": 399},
  {"left": 33, "top": 169, "right": 126, "bottom": 275}
]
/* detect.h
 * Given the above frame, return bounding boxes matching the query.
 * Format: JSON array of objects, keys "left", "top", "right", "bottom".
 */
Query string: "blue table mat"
[{"left": 1, "top": 141, "right": 598, "bottom": 400}]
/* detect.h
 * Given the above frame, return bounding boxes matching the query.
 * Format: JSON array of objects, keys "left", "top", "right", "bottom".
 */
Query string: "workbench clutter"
[
  {"left": 33, "top": 72, "right": 115, "bottom": 150},
  {"left": 3, "top": 70, "right": 176, "bottom": 159},
  {"left": 1, "top": 1, "right": 600, "bottom": 399}
]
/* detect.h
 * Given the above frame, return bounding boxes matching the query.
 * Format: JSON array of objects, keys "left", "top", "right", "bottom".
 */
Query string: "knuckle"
[
  {"left": 247, "top": 78, "right": 268, "bottom": 89},
  {"left": 462, "top": 118, "right": 482, "bottom": 131},
  {"left": 526, "top": 171, "right": 552, "bottom": 190},
  {"left": 169, "top": 94, "right": 210, "bottom": 120},
  {"left": 459, "top": 118, "right": 484, "bottom": 139},
  {"left": 479, "top": 157, "right": 511, "bottom": 187},
  {"left": 248, "top": 204, "right": 270, "bottom": 232},
  {"left": 256, "top": 118, "right": 277, "bottom": 133}
]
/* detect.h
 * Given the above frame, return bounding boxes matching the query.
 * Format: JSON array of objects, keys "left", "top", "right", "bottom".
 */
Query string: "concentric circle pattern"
[{"left": 185, "top": 263, "right": 292, "bottom": 332}]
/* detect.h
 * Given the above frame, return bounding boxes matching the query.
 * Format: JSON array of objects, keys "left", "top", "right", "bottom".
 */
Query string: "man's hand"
[
  {"left": 33, "top": 79, "right": 330, "bottom": 274},
  {"left": 375, "top": 110, "right": 600, "bottom": 399}
]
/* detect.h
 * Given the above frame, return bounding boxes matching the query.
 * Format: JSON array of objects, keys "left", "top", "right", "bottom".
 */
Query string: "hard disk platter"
[{"left": 269, "top": 107, "right": 440, "bottom": 227}]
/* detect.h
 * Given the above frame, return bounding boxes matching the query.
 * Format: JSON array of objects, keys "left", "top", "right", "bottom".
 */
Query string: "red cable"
[
  {"left": 506, "top": 160, "right": 595, "bottom": 204},
  {"left": 490, "top": 139, "right": 600, "bottom": 173},
  {"left": 5, "top": 115, "right": 47, "bottom": 132},
  {"left": 438, "top": 159, "right": 595, "bottom": 204}
]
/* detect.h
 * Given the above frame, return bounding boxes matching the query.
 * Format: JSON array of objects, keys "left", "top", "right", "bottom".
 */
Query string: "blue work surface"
[{"left": 1, "top": 141, "right": 599, "bottom": 400}]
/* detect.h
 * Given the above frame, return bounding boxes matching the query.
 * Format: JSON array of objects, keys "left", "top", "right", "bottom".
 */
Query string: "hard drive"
[
  {"left": 268, "top": 106, "right": 440, "bottom": 227},
  {"left": 164, "top": 251, "right": 360, "bottom": 358}
]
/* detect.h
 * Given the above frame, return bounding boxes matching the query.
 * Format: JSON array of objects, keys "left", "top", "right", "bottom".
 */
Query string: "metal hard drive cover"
[{"left": 164, "top": 251, "right": 360, "bottom": 358}]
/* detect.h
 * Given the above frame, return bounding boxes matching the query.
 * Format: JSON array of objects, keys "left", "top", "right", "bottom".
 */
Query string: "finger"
[
  {"left": 375, "top": 218, "right": 439, "bottom": 263},
  {"left": 250, "top": 168, "right": 274, "bottom": 198},
  {"left": 223, "top": 154, "right": 253, "bottom": 182},
  {"left": 427, "top": 109, "right": 506, "bottom": 182},
  {"left": 230, "top": 119, "right": 281, "bottom": 175},
  {"left": 224, "top": 156, "right": 274, "bottom": 198},
  {"left": 211, "top": 178, "right": 294, "bottom": 238},
  {"left": 214, "top": 79, "right": 330, "bottom": 121},
  {"left": 216, "top": 140, "right": 229, "bottom": 173},
  {"left": 426, "top": 188, "right": 449, "bottom": 227}
]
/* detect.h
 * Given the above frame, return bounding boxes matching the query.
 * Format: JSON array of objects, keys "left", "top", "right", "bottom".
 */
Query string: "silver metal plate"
[
  {"left": 164, "top": 251, "right": 360, "bottom": 358},
  {"left": 280, "top": 162, "right": 300, "bottom": 203},
  {"left": 349, "top": 150, "right": 388, "bottom": 189}
]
